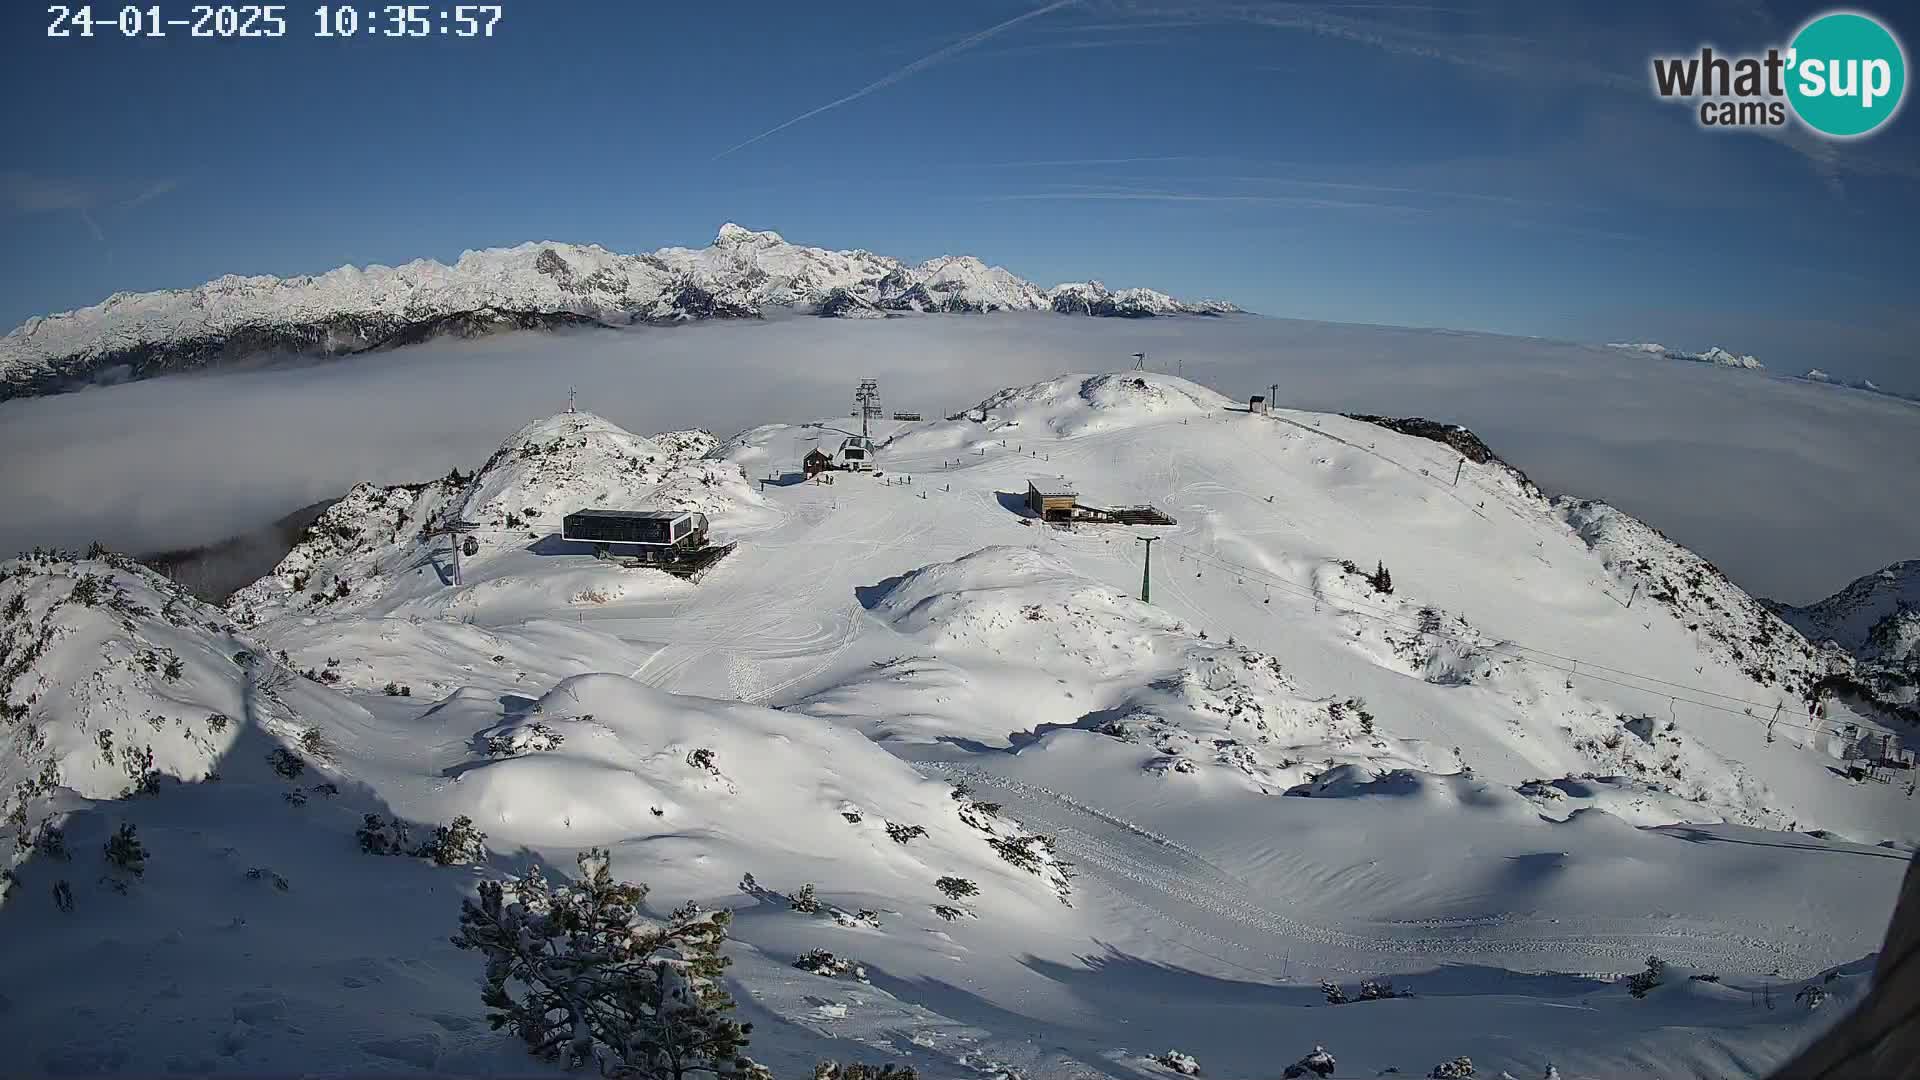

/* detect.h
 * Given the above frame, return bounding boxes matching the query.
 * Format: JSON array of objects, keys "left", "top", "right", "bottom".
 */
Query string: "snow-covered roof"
[{"left": 1027, "top": 478, "right": 1077, "bottom": 497}]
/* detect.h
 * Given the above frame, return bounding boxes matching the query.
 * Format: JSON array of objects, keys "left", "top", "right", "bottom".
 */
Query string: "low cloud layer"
[{"left": 1, "top": 313, "right": 1914, "bottom": 604}]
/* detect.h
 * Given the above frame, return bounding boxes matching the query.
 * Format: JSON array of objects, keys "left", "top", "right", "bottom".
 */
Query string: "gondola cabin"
[{"left": 562, "top": 509, "right": 709, "bottom": 560}]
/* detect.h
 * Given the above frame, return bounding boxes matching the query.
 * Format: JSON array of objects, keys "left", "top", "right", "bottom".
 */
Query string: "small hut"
[
  {"left": 803, "top": 449, "right": 833, "bottom": 478},
  {"left": 1025, "top": 479, "right": 1078, "bottom": 521},
  {"left": 1248, "top": 394, "right": 1270, "bottom": 416}
]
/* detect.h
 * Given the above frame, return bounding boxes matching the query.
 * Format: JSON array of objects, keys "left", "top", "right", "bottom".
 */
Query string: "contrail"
[{"left": 715, "top": 0, "right": 1078, "bottom": 159}]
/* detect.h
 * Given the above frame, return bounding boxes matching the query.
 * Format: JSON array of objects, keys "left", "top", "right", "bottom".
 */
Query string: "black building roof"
[{"left": 564, "top": 509, "right": 688, "bottom": 521}]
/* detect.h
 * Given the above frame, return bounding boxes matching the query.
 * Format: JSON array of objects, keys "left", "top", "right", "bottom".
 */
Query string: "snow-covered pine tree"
[{"left": 451, "top": 848, "right": 767, "bottom": 1080}]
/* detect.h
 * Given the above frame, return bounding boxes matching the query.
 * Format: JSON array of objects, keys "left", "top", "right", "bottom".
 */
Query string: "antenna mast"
[{"left": 1132, "top": 352, "right": 1147, "bottom": 371}]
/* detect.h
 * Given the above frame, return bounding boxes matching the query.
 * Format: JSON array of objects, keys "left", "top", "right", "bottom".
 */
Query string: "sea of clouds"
[{"left": 1, "top": 313, "right": 1914, "bottom": 604}]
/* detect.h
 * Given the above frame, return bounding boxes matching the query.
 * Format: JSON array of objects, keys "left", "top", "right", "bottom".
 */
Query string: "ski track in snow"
[{"left": 931, "top": 764, "right": 1812, "bottom": 980}]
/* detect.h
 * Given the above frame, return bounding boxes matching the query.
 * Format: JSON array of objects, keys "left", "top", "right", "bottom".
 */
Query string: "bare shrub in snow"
[
  {"left": 487, "top": 723, "right": 565, "bottom": 756},
  {"left": 885, "top": 822, "right": 927, "bottom": 845},
  {"left": 935, "top": 876, "right": 979, "bottom": 901},
  {"left": 383, "top": 681, "right": 412, "bottom": 696},
  {"left": 1155, "top": 1050, "right": 1200, "bottom": 1075},
  {"left": 357, "top": 813, "right": 412, "bottom": 856},
  {"left": 245, "top": 866, "right": 291, "bottom": 891},
  {"left": 789, "top": 883, "right": 820, "bottom": 913},
  {"left": 1282, "top": 1046, "right": 1336, "bottom": 1078},
  {"left": 687, "top": 747, "right": 719, "bottom": 775},
  {"left": 102, "top": 823, "right": 146, "bottom": 890},
  {"left": 793, "top": 949, "right": 867, "bottom": 981},
  {"left": 417, "top": 815, "right": 488, "bottom": 866},
  {"left": 450, "top": 848, "right": 765, "bottom": 1079},
  {"left": 812, "top": 1063, "right": 917, "bottom": 1080},
  {"left": 1428, "top": 1056, "right": 1475, "bottom": 1078},
  {"left": 986, "top": 834, "right": 1052, "bottom": 873},
  {"left": 1795, "top": 984, "right": 1827, "bottom": 1010},
  {"left": 298, "top": 726, "right": 330, "bottom": 760},
  {"left": 1627, "top": 955, "right": 1666, "bottom": 998},
  {"left": 52, "top": 879, "right": 74, "bottom": 912},
  {"left": 831, "top": 908, "right": 882, "bottom": 929},
  {"left": 931, "top": 904, "right": 969, "bottom": 921},
  {"left": 1358, "top": 977, "right": 1402, "bottom": 1001},
  {"left": 267, "top": 747, "right": 305, "bottom": 780},
  {"left": 34, "top": 821, "right": 70, "bottom": 861},
  {"left": 205, "top": 711, "right": 230, "bottom": 734},
  {"left": 1320, "top": 980, "right": 1350, "bottom": 1004}
]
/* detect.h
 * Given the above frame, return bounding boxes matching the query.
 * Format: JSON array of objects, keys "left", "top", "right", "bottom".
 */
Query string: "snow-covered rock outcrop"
[
  {"left": 0, "top": 225, "right": 1239, "bottom": 400},
  {"left": 0, "top": 551, "right": 360, "bottom": 849},
  {"left": 1558, "top": 499, "right": 1826, "bottom": 695}
]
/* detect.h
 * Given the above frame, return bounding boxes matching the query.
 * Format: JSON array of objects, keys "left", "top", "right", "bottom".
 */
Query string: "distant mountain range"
[
  {"left": 0, "top": 224, "right": 1239, "bottom": 401},
  {"left": 1606, "top": 342, "right": 1915, "bottom": 403}
]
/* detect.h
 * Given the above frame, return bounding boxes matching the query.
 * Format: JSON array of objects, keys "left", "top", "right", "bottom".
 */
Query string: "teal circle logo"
[{"left": 1787, "top": 11, "right": 1907, "bottom": 136}]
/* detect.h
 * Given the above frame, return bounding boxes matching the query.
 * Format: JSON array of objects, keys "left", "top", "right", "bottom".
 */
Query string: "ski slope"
[{"left": 1, "top": 372, "right": 1913, "bottom": 1079}]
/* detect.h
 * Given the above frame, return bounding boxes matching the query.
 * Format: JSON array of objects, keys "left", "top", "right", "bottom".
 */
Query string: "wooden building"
[
  {"left": 803, "top": 449, "right": 833, "bottom": 478},
  {"left": 1025, "top": 479, "right": 1078, "bottom": 521}
]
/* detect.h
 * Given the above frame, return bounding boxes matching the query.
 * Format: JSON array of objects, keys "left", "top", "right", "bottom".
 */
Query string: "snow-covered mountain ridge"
[
  {"left": 1607, "top": 342, "right": 1765, "bottom": 369},
  {"left": 0, "top": 224, "right": 1238, "bottom": 401}
]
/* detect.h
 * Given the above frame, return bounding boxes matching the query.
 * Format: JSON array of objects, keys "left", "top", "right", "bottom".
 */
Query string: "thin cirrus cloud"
[
  {"left": 713, "top": 0, "right": 1080, "bottom": 159},
  {"left": 1, "top": 171, "right": 182, "bottom": 245},
  {"left": 984, "top": 187, "right": 1430, "bottom": 213},
  {"left": 1071, "top": 1, "right": 1919, "bottom": 184}
]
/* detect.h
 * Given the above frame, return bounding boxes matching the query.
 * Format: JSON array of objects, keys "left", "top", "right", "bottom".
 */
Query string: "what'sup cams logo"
[{"left": 1652, "top": 10, "right": 1907, "bottom": 137}]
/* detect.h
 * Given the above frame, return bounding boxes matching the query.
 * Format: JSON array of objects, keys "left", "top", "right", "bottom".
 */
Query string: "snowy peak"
[
  {"left": 1773, "top": 560, "right": 1920, "bottom": 667},
  {"left": 0, "top": 226, "right": 1239, "bottom": 400},
  {"left": 712, "top": 222, "right": 786, "bottom": 246},
  {"left": 1606, "top": 342, "right": 1764, "bottom": 369},
  {"left": 1697, "top": 345, "right": 1764, "bottom": 369}
]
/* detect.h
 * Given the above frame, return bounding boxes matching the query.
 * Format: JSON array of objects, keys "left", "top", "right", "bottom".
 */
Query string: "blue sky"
[{"left": 2, "top": 0, "right": 1916, "bottom": 389}]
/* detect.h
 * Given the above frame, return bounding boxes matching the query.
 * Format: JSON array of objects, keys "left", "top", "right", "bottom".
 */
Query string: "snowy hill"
[
  {"left": 0, "top": 225, "right": 1238, "bottom": 400},
  {"left": 2, "top": 376, "right": 1915, "bottom": 1079}
]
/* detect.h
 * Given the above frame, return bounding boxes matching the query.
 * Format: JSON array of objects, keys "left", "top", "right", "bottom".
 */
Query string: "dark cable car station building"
[{"left": 562, "top": 509, "right": 709, "bottom": 560}]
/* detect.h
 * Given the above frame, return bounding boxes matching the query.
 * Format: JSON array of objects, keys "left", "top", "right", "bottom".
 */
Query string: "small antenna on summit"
[
  {"left": 1132, "top": 351, "right": 1147, "bottom": 371},
  {"left": 567, "top": 386, "right": 577, "bottom": 414}
]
